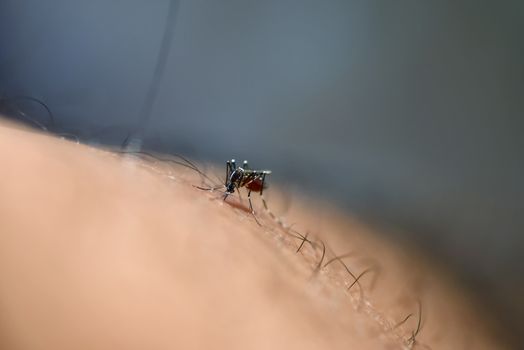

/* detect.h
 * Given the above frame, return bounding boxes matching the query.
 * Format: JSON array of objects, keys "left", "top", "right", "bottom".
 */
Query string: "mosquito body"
[
  {"left": 223, "top": 159, "right": 271, "bottom": 218},
  {"left": 195, "top": 158, "right": 285, "bottom": 226},
  {"left": 224, "top": 159, "right": 270, "bottom": 196}
]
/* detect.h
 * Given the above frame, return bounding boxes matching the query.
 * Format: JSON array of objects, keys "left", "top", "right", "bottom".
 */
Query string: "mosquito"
[
  {"left": 226, "top": 159, "right": 272, "bottom": 220},
  {"left": 196, "top": 159, "right": 271, "bottom": 224}
]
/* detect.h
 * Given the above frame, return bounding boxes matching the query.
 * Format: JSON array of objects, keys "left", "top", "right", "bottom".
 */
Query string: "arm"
[{"left": 0, "top": 120, "right": 508, "bottom": 349}]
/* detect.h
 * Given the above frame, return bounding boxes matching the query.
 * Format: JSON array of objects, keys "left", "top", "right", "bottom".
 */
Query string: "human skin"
[{"left": 0, "top": 120, "right": 510, "bottom": 349}]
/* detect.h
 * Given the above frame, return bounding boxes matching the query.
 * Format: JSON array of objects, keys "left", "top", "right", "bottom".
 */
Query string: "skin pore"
[{"left": 0, "top": 120, "right": 511, "bottom": 349}]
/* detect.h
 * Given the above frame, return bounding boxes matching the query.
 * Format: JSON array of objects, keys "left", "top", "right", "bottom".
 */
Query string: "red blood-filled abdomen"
[{"left": 246, "top": 178, "right": 264, "bottom": 193}]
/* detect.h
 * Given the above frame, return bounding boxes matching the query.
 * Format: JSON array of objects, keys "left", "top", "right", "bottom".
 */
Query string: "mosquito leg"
[
  {"left": 259, "top": 176, "right": 288, "bottom": 229},
  {"left": 247, "top": 190, "right": 262, "bottom": 226},
  {"left": 247, "top": 190, "right": 254, "bottom": 212},
  {"left": 240, "top": 173, "right": 260, "bottom": 206},
  {"left": 225, "top": 161, "right": 231, "bottom": 188},
  {"left": 259, "top": 174, "right": 271, "bottom": 213},
  {"left": 260, "top": 173, "right": 266, "bottom": 195},
  {"left": 260, "top": 194, "right": 285, "bottom": 228}
]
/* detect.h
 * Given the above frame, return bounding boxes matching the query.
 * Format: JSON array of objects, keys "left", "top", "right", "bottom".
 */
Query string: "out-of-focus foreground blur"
[{"left": 1, "top": 0, "right": 523, "bottom": 344}]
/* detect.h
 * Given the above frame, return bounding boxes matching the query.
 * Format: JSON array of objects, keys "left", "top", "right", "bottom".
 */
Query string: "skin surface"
[{"left": 0, "top": 120, "right": 510, "bottom": 349}]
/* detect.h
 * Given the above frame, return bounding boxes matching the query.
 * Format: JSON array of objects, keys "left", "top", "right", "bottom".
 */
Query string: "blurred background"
[{"left": 1, "top": 0, "right": 523, "bottom": 344}]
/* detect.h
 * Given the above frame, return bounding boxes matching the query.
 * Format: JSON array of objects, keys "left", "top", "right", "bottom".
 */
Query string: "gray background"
[{"left": 1, "top": 0, "right": 523, "bottom": 343}]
